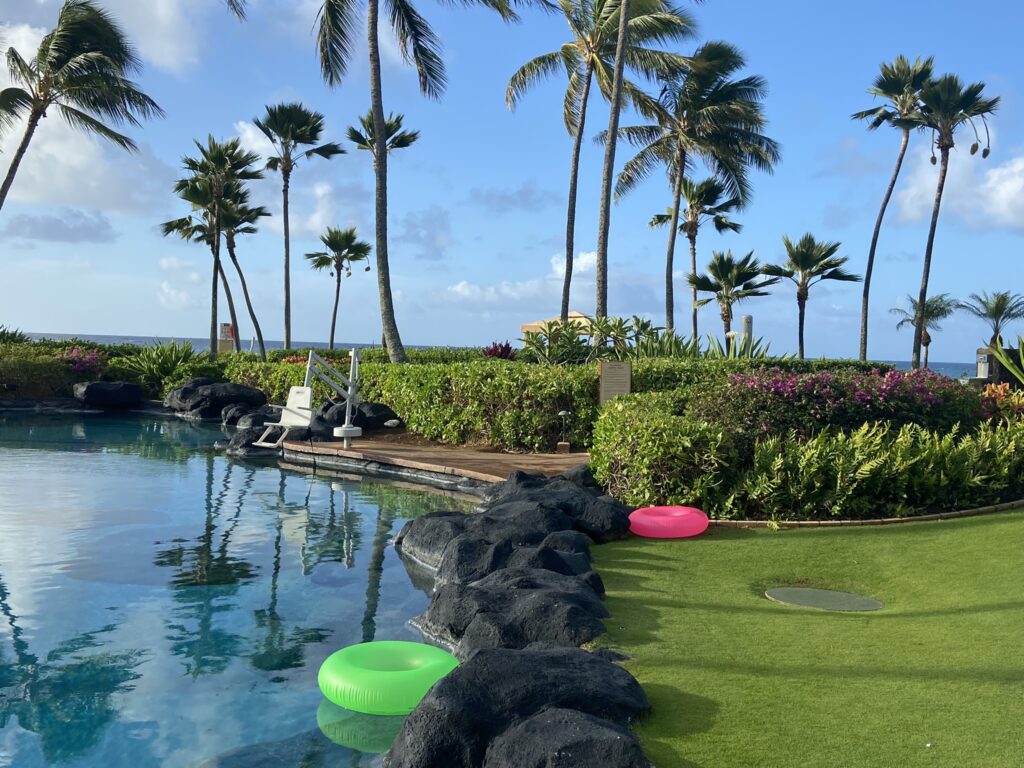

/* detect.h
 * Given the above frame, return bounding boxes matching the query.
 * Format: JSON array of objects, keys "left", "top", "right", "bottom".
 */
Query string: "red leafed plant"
[{"left": 482, "top": 341, "right": 517, "bottom": 360}]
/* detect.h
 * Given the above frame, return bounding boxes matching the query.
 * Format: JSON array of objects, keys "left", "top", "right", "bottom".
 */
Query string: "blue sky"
[{"left": 1, "top": 0, "right": 1021, "bottom": 361}]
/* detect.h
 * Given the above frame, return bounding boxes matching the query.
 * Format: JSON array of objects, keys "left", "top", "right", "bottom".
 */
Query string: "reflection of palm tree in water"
[
  {"left": 361, "top": 507, "right": 396, "bottom": 643},
  {"left": 155, "top": 455, "right": 256, "bottom": 677},
  {"left": 251, "top": 474, "right": 328, "bottom": 672},
  {"left": 302, "top": 483, "right": 362, "bottom": 573},
  {"left": 0, "top": 572, "right": 144, "bottom": 762}
]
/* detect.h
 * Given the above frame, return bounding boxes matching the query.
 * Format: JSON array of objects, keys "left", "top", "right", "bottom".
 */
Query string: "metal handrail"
[{"left": 304, "top": 349, "right": 362, "bottom": 447}]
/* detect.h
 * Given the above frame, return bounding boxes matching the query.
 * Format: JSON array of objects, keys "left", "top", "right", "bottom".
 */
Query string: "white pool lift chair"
[{"left": 252, "top": 385, "right": 314, "bottom": 448}]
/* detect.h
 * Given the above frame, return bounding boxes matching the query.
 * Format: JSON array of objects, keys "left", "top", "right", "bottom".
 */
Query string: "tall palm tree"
[
  {"left": 161, "top": 181, "right": 246, "bottom": 355},
  {"left": 892, "top": 293, "right": 958, "bottom": 370},
  {"left": 347, "top": 109, "right": 420, "bottom": 154},
  {"left": 593, "top": 0, "right": 633, "bottom": 320},
  {"left": 613, "top": 41, "right": 780, "bottom": 331},
  {"left": 172, "top": 137, "right": 263, "bottom": 358},
  {"left": 958, "top": 291, "right": 1024, "bottom": 346},
  {"left": 305, "top": 227, "right": 372, "bottom": 350},
  {"left": 0, "top": 0, "right": 162, "bottom": 213},
  {"left": 222, "top": 189, "right": 271, "bottom": 359},
  {"left": 763, "top": 233, "right": 860, "bottom": 359},
  {"left": 254, "top": 103, "right": 345, "bottom": 350},
  {"left": 911, "top": 74, "right": 999, "bottom": 368},
  {"left": 649, "top": 176, "right": 741, "bottom": 338},
  {"left": 688, "top": 250, "right": 778, "bottom": 352},
  {"left": 852, "top": 55, "right": 933, "bottom": 362},
  {"left": 505, "top": 0, "right": 695, "bottom": 322},
  {"left": 316, "top": 0, "right": 519, "bottom": 363}
]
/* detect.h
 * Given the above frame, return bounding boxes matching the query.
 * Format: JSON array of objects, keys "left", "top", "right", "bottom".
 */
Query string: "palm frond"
[
  {"left": 385, "top": 0, "right": 446, "bottom": 99},
  {"left": 317, "top": 0, "right": 359, "bottom": 87}
]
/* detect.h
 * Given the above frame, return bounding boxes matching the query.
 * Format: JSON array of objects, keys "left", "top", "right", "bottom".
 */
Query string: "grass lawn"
[{"left": 593, "top": 511, "right": 1024, "bottom": 768}]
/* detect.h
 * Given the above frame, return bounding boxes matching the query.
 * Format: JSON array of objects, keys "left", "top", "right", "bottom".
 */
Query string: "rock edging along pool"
[{"left": 318, "top": 641, "right": 459, "bottom": 716}]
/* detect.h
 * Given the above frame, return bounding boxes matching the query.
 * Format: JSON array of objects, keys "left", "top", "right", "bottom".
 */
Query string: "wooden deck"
[{"left": 281, "top": 437, "right": 588, "bottom": 484}]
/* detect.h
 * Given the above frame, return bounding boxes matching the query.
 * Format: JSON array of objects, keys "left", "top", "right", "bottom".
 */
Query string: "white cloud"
[
  {"left": 445, "top": 251, "right": 597, "bottom": 309},
  {"left": 158, "top": 281, "right": 196, "bottom": 310},
  {"left": 234, "top": 120, "right": 276, "bottom": 161},
  {"left": 897, "top": 145, "right": 1024, "bottom": 231},
  {"left": 159, "top": 256, "right": 193, "bottom": 271},
  {"left": 8, "top": 0, "right": 225, "bottom": 75}
]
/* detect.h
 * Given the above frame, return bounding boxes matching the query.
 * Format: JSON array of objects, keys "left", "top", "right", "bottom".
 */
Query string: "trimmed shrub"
[
  {"left": 591, "top": 391, "right": 734, "bottom": 508},
  {"left": 0, "top": 344, "right": 81, "bottom": 397}
]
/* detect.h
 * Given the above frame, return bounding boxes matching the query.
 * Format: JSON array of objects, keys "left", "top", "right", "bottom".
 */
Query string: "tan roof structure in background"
[{"left": 520, "top": 311, "right": 593, "bottom": 335}]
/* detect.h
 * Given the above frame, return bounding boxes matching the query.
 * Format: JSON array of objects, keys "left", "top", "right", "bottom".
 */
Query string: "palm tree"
[
  {"left": 593, "top": 0, "right": 633, "bottom": 320},
  {"left": 892, "top": 293, "right": 958, "bottom": 370},
  {"left": 0, "top": 0, "right": 163, "bottom": 213},
  {"left": 161, "top": 181, "right": 246, "bottom": 355},
  {"left": 910, "top": 74, "right": 999, "bottom": 368},
  {"left": 688, "top": 250, "right": 779, "bottom": 352},
  {"left": 763, "top": 233, "right": 860, "bottom": 359},
  {"left": 958, "top": 291, "right": 1024, "bottom": 346},
  {"left": 172, "top": 137, "right": 263, "bottom": 359},
  {"left": 316, "top": 0, "right": 519, "bottom": 363},
  {"left": 852, "top": 55, "right": 933, "bottom": 362},
  {"left": 506, "top": 0, "right": 695, "bottom": 322},
  {"left": 222, "top": 189, "right": 271, "bottom": 359},
  {"left": 305, "top": 227, "right": 372, "bottom": 350},
  {"left": 254, "top": 103, "right": 345, "bottom": 350},
  {"left": 613, "top": 41, "right": 780, "bottom": 331},
  {"left": 649, "top": 176, "right": 741, "bottom": 338},
  {"left": 347, "top": 109, "right": 420, "bottom": 154}
]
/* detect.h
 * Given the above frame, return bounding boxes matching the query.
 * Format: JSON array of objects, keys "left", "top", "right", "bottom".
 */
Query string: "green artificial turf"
[{"left": 593, "top": 511, "right": 1024, "bottom": 768}]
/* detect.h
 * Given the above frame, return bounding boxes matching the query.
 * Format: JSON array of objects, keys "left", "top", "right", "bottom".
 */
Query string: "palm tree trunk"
[
  {"left": 368, "top": 0, "right": 408, "bottom": 363},
  {"left": 923, "top": 342, "right": 929, "bottom": 370},
  {"left": 860, "top": 127, "right": 910, "bottom": 361},
  {"left": 912, "top": 147, "right": 950, "bottom": 369},
  {"left": 687, "top": 232, "right": 698, "bottom": 339},
  {"left": 797, "top": 294, "right": 807, "bottom": 360},
  {"left": 330, "top": 272, "right": 341, "bottom": 351},
  {"left": 722, "top": 305, "right": 732, "bottom": 353},
  {"left": 0, "top": 110, "right": 42, "bottom": 214},
  {"left": 282, "top": 168, "right": 292, "bottom": 350},
  {"left": 227, "top": 233, "right": 267, "bottom": 360},
  {"left": 210, "top": 204, "right": 221, "bottom": 360},
  {"left": 218, "top": 257, "right": 242, "bottom": 353},
  {"left": 561, "top": 61, "right": 595, "bottom": 323},
  {"left": 593, "top": 0, "right": 633, "bottom": 319},
  {"left": 361, "top": 510, "right": 393, "bottom": 643},
  {"left": 663, "top": 148, "right": 686, "bottom": 332}
]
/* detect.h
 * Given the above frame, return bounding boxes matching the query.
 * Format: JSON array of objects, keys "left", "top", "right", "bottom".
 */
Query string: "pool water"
[{"left": 0, "top": 414, "right": 468, "bottom": 767}]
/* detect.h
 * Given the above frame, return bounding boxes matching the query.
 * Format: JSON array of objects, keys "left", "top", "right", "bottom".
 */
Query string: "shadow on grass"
[{"left": 638, "top": 685, "right": 720, "bottom": 768}]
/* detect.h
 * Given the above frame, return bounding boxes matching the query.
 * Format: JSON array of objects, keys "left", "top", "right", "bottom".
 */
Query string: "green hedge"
[
  {"left": 0, "top": 345, "right": 80, "bottom": 398},
  {"left": 264, "top": 346, "right": 486, "bottom": 364},
  {"left": 591, "top": 390, "right": 1024, "bottom": 520}
]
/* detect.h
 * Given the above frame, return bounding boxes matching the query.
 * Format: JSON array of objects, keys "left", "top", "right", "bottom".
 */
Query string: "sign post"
[{"left": 598, "top": 361, "right": 632, "bottom": 405}]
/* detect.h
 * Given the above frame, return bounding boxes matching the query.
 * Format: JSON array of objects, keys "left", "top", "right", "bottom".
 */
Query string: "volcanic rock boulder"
[
  {"left": 164, "top": 380, "right": 267, "bottom": 420},
  {"left": 353, "top": 401, "right": 399, "bottom": 430},
  {"left": 72, "top": 381, "right": 145, "bottom": 409},
  {"left": 482, "top": 708, "right": 653, "bottom": 768},
  {"left": 415, "top": 568, "right": 607, "bottom": 656},
  {"left": 221, "top": 403, "right": 254, "bottom": 426},
  {"left": 224, "top": 426, "right": 279, "bottom": 459},
  {"left": 384, "top": 645, "right": 650, "bottom": 768},
  {"left": 235, "top": 405, "right": 280, "bottom": 429}
]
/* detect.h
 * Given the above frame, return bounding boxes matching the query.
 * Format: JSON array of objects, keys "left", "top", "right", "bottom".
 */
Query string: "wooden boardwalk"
[{"left": 282, "top": 437, "right": 588, "bottom": 484}]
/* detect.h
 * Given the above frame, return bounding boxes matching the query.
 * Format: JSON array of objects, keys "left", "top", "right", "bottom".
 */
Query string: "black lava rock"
[
  {"left": 353, "top": 401, "right": 400, "bottom": 430},
  {"left": 384, "top": 646, "right": 649, "bottom": 768},
  {"left": 164, "top": 381, "right": 266, "bottom": 420},
  {"left": 482, "top": 708, "right": 652, "bottom": 768},
  {"left": 72, "top": 381, "right": 145, "bottom": 409},
  {"left": 416, "top": 568, "right": 607, "bottom": 656},
  {"left": 225, "top": 426, "right": 278, "bottom": 459},
  {"left": 221, "top": 403, "right": 254, "bottom": 426}
]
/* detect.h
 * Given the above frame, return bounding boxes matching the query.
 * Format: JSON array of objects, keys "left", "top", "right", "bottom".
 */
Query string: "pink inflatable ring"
[{"left": 629, "top": 506, "right": 709, "bottom": 539}]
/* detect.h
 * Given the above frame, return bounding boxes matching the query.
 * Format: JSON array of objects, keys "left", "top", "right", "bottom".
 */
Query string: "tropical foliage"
[
  {"left": 959, "top": 291, "right": 1024, "bottom": 345},
  {"left": 688, "top": 250, "right": 778, "bottom": 351}
]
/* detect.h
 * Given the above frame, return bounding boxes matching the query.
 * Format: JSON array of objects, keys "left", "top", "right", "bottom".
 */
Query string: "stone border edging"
[{"left": 709, "top": 498, "right": 1024, "bottom": 528}]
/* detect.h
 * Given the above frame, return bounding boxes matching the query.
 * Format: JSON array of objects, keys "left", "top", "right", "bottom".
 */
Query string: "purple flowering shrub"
[
  {"left": 57, "top": 346, "right": 107, "bottom": 379},
  {"left": 686, "top": 367, "right": 985, "bottom": 459}
]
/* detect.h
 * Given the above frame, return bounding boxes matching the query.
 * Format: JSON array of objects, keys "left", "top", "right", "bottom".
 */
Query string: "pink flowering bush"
[
  {"left": 57, "top": 346, "right": 107, "bottom": 379},
  {"left": 686, "top": 367, "right": 985, "bottom": 460}
]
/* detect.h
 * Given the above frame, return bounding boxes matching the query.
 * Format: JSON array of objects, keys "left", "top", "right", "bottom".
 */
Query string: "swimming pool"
[{"left": 0, "top": 414, "right": 469, "bottom": 767}]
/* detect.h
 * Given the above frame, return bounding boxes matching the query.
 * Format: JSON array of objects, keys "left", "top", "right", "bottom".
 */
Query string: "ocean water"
[{"left": 0, "top": 413, "right": 470, "bottom": 767}]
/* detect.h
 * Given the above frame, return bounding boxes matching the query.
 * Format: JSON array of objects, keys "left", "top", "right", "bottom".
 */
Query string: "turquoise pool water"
[{"left": 0, "top": 414, "right": 466, "bottom": 767}]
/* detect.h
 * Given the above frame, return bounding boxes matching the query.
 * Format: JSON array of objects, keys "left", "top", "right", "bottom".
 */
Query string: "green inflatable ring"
[
  {"left": 317, "top": 641, "right": 459, "bottom": 716},
  {"left": 316, "top": 700, "right": 405, "bottom": 754}
]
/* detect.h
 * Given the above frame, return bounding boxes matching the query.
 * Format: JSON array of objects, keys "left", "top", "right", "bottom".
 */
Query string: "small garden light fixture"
[{"left": 557, "top": 410, "right": 572, "bottom": 454}]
